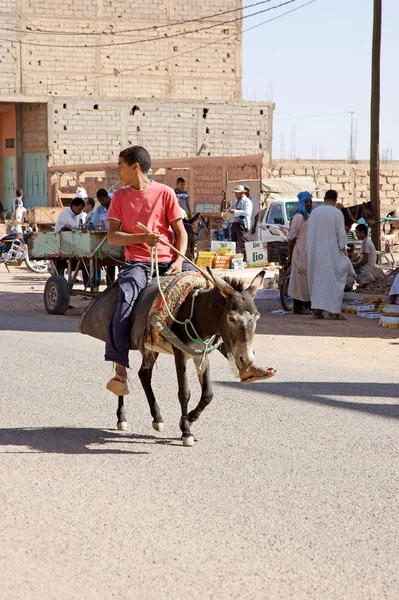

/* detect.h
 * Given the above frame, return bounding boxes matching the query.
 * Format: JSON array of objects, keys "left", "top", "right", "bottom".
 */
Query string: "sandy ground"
[{"left": 0, "top": 266, "right": 398, "bottom": 600}]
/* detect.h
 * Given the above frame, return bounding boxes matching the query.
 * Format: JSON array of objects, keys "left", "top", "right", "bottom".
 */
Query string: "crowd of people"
[{"left": 287, "top": 189, "right": 384, "bottom": 318}]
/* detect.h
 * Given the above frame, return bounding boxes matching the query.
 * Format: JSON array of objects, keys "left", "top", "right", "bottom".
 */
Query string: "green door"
[
  {"left": 2, "top": 156, "right": 16, "bottom": 216},
  {"left": 24, "top": 152, "right": 47, "bottom": 208}
]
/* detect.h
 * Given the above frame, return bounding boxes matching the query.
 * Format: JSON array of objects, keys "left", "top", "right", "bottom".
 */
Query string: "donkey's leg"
[
  {"left": 138, "top": 351, "right": 164, "bottom": 432},
  {"left": 116, "top": 395, "right": 127, "bottom": 431},
  {"left": 174, "top": 348, "right": 194, "bottom": 447},
  {"left": 188, "top": 356, "right": 213, "bottom": 425}
]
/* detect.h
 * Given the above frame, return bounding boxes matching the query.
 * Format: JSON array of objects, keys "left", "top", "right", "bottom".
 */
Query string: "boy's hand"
[
  {"left": 165, "top": 258, "right": 183, "bottom": 276},
  {"left": 143, "top": 232, "right": 161, "bottom": 246}
]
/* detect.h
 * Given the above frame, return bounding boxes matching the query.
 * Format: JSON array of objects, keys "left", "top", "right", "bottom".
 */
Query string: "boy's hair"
[
  {"left": 176, "top": 177, "right": 185, "bottom": 184},
  {"left": 16, "top": 188, "right": 23, "bottom": 197},
  {"left": 96, "top": 188, "right": 109, "bottom": 199},
  {"left": 70, "top": 197, "right": 86, "bottom": 209},
  {"left": 119, "top": 146, "right": 151, "bottom": 172},
  {"left": 355, "top": 223, "right": 368, "bottom": 235}
]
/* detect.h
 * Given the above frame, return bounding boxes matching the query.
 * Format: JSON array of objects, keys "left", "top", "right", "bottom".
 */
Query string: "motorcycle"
[{"left": 0, "top": 229, "right": 49, "bottom": 273}]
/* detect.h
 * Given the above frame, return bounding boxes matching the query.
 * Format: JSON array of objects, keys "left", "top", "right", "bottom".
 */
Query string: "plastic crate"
[{"left": 267, "top": 242, "right": 289, "bottom": 266}]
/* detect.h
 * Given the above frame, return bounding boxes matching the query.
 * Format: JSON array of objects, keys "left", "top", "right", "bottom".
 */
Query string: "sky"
[{"left": 242, "top": 0, "right": 398, "bottom": 160}]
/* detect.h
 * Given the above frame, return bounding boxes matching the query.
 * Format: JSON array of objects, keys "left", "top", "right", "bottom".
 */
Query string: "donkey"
[
  {"left": 80, "top": 269, "right": 265, "bottom": 446},
  {"left": 339, "top": 201, "right": 376, "bottom": 228}
]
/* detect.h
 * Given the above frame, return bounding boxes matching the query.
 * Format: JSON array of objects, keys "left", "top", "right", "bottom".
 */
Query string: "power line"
[
  {"left": 276, "top": 112, "right": 348, "bottom": 120},
  {"left": 23, "top": 0, "right": 317, "bottom": 93},
  {"left": 0, "top": 0, "right": 277, "bottom": 37},
  {"left": 0, "top": 0, "right": 300, "bottom": 49}
]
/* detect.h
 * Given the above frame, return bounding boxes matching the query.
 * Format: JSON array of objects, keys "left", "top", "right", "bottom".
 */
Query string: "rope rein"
[{"left": 149, "top": 245, "right": 222, "bottom": 359}]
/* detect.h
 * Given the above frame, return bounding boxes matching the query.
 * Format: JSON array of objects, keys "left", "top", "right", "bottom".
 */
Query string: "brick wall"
[
  {"left": 52, "top": 154, "right": 266, "bottom": 210},
  {"left": 269, "top": 160, "right": 399, "bottom": 218},
  {"left": 1, "top": 0, "right": 242, "bottom": 101},
  {"left": 22, "top": 104, "right": 47, "bottom": 152},
  {"left": 50, "top": 98, "right": 272, "bottom": 165}
]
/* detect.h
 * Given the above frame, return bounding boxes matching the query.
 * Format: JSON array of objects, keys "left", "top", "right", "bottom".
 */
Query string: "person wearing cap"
[
  {"left": 244, "top": 185, "right": 259, "bottom": 234},
  {"left": 226, "top": 185, "right": 253, "bottom": 259}
]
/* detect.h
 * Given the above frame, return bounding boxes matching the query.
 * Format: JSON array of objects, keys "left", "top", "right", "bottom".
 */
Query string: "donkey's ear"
[
  {"left": 246, "top": 270, "right": 265, "bottom": 298},
  {"left": 206, "top": 267, "right": 235, "bottom": 298}
]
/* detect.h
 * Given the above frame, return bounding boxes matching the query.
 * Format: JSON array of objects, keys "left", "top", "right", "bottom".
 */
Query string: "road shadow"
[
  {"left": 215, "top": 381, "right": 399, "bottom": 420},
  {"left": 0, "top": 426, "right": 180, "bottom": 455},
  {"left": 0, "top": 309, "right": 80, "bottom": 333}
]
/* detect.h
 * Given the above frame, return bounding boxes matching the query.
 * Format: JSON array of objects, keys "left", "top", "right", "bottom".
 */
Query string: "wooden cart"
[{"left": 28, "top": 231, "right": 124, "bottom": 314}]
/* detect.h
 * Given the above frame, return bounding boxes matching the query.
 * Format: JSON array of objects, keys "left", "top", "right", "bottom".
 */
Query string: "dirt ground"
[{"left": 1, "top": 266, "right": 397, "bottom": 370}]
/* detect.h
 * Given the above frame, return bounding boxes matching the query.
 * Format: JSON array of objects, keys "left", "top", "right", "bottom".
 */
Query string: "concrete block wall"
[
  {"left": 50, "top": 98, "right": 272, "bottom": 165},
  {"left": 1, "top": 0, "right": 242, "bottom": 101},
  {"left": 270, "top": 160, "right": 399, "bottom": 218}
]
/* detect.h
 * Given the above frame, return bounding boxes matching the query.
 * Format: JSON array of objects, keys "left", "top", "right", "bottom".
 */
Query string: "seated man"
[
  {"left": 54, "top": 197, "right": 86, "bottom": 278},
  {"left": 55, "top": 197, "right": 86, "bottom": 232},
  {"left": 353, "top": 223, "right": 385, "bottom": 288},
  {"left": 105, "top": 145, "right": 273, "bottom": 395},
  {"left": 86, "top": 188, "right": 111, "bottom": 229},
  {"left": 353, "top": 224, "right": 377, "bottom": 268}
]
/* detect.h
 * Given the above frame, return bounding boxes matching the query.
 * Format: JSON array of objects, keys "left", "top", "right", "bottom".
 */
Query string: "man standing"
[
  {"left": 307, "top": 190, "right": 348, "bottom": 319},
  {"left": 227, "top": 185, "right": 252, "bottom": 260},
  {"left": 174, "top": 177, "right": 192, "bottom": 219},
  {"left": 287, "top": 191, "right": 313, "bottom": 315},
  {"left": 244, "top": 185, "right": 258, "bottom": 235}
]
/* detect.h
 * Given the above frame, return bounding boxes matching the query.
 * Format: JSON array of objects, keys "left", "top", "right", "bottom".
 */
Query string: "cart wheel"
[{"left": 44, "top": 275, "right": 70, "bottom": 315}]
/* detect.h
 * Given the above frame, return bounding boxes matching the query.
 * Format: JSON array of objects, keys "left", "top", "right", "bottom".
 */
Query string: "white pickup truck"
[{"left": 258, "top": 198, "right": 324, "bottom": 242}]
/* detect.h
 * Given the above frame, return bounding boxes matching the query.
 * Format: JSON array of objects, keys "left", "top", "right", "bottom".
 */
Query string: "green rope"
[{"left": 150, "top": 245, "right": 221, "bottom": 358}]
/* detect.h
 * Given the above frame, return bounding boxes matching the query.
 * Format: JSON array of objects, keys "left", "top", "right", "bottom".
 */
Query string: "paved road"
[{"left": 0, "top": 297, "right": 398, "bottom": 599}]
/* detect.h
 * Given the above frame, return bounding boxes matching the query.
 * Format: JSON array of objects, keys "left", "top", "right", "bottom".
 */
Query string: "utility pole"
[{"left": 370, "top": 0, "right": 382, "bottom": 250}]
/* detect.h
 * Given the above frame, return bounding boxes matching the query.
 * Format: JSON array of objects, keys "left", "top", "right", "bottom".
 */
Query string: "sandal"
[
  {"left": 328, "top": 312, "right": 347, "bottom": 321},
  {"left": 240, "top": 366, "right": 277, "bottom": 384},
  {"left": 106, "top": 375, "right": 129, "bottom": 396},
  {"left": 313, "top": 310, "right": 324, "bottom": 319}
]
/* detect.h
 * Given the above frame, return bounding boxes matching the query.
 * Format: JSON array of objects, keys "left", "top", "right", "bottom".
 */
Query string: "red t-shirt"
[{"left": 107, "top": 182, "right": 182, "bottom": 262}]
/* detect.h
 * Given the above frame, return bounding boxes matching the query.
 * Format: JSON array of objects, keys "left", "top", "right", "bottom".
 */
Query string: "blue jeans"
[{"left": 105, "top": 260, "right": 194, "bottom": 367}]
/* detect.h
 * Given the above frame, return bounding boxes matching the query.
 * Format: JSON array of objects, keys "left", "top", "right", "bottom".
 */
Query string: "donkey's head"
[{"left": 207, "top": 269, "right": 265, "bottom": 371}]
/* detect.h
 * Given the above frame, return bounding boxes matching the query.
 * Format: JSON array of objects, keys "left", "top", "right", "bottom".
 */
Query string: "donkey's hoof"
[
  {"left": 117, "top": 421, "right": 128, "bottom": 431},
  {"left": 152, "top": 421, "right": 164, "bottom": 433},
  {"left": 182, "top": 435, "right": 195, "bottom": 447}
]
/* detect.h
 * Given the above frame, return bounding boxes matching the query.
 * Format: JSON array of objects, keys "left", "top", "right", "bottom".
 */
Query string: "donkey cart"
[{"left": 28, "top": 231, "right": 124, "bottom": 315}]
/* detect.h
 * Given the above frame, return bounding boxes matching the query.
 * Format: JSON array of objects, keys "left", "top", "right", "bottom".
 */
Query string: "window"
[
  {"left": 267, "top": 203, "right": 284, "bottom": 225},
  {"left": 5, "top": 138, "right": 15, "bottom": 149}
]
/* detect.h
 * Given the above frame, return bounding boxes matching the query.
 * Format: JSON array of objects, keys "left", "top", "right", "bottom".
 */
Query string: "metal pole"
[{"left": 370, "top": 0, "right": 382, "bottom": 250}]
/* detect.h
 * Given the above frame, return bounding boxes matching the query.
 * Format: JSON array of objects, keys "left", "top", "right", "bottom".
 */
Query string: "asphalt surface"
[{"left": 0, "top": 280, "right": 398, "bottom": 599}]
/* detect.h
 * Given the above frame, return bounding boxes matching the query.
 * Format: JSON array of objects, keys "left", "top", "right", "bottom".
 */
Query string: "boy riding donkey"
[{"left": 105, "top": 145, "right": 276, "bottom": 394}]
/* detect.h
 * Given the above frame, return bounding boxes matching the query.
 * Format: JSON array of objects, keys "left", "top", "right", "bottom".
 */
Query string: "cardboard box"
[
  {"left": 211, "top": 241, "right": 236, "bottom": 254},
  {"left": 245, "top": 241, "right": 269, "bottom": 267}
]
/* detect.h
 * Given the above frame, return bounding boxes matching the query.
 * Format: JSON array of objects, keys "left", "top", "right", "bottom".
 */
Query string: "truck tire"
[{"left": 44, "top": 275, "right": 70, "bottom": 315}]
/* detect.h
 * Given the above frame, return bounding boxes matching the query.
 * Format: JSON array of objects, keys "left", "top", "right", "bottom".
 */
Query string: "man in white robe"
[{"left": 307, "top": 190, "right": 348, "bottom": 318}]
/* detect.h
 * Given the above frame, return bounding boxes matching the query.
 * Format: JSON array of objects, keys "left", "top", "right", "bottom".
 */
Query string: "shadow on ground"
[
  {"left": 216, "top": 381, "right": 399, "bottom": 420},
  {"left": 0, "top": 427, "right": 182, "bottom": 455}
]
